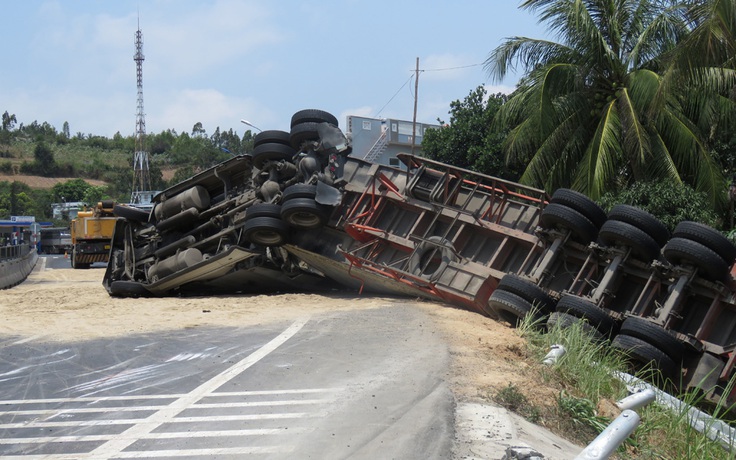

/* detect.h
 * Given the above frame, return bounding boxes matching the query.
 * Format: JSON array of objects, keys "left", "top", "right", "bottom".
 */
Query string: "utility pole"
[{"left": 411, "top": 57, "right": 419, "bottom": 156}]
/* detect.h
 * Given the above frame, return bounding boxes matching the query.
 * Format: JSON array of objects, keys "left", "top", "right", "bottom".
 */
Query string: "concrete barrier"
[{"left": 0, "top": 245, "right": 38, "bottom": 289}]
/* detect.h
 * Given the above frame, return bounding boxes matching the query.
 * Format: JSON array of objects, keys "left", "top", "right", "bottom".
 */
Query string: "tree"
[
  {"left": 1, "top": 112, "right": 16, "bottom": 145},
  {"left": 485, "top": 0, "right": 726, "bottom": 207},
  {"left": 32, "top": 142, "right": 57, "bottom": 176},
  {"left": 599, "top": 180, "right": 720, "bottom": 231},
  {"left": 52, "top": 178, "right": 93, "bottom": 202},
  {"left": 422, "top": 86, "right": 521, "bottom": 180},
  {"left": 2, "top": 111, "right": 17, "bottom": 131}
]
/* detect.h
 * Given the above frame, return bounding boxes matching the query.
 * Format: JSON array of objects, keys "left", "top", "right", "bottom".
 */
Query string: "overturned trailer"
[{"left": 103, "top": 109, "right": 736, "bottom": 409}]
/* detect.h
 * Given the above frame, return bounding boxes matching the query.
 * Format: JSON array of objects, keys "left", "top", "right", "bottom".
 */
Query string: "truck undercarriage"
[{"left": 103, "top": 109, "right": 736, "bottom": 410}]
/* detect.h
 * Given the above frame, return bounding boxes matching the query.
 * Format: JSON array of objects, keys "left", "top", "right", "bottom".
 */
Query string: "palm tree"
[
  {"left": 486, "top": 0, "right": 726, "bottom": 205},
  {"left": 671, "top": 0, "right": 736, "bottom": 156}
]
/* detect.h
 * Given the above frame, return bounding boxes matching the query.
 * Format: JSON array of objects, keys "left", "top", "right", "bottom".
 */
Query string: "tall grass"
[{"left": 515, "top": 314, "right": 735, "bottom": 459}]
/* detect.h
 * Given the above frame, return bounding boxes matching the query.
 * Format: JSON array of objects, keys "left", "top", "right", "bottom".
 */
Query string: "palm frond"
[
  {"left": 616, "top": 86, "right": 651, "bottom": 180},
  {"left": 573, "top": 101, "right": 622, "bottom": 199}
]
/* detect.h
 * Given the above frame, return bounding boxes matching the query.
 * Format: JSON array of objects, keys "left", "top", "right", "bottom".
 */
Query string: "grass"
[{"left": 492, "top": 313, "right": 736, "bottom": 459}]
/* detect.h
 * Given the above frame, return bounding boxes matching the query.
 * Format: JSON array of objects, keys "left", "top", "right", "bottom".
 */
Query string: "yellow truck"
[{"left": 70, "top": 200, "right": 117, "bottom": 269}]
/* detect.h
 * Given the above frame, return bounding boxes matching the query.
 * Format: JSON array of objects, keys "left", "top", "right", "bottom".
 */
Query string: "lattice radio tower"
[{"left": 131, "top": 17, "right": 152, "bottom": 204}]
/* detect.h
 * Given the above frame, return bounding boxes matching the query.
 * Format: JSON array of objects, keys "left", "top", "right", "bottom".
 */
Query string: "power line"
[
  {"left": 417, "top": 62, "right": 484, "bottom": 72},
  {"left": 374, "top": 73, "right": 414, "bottom": 118},
  {"left": 374, "top": 61, "right": 484, "bottom": 118}
]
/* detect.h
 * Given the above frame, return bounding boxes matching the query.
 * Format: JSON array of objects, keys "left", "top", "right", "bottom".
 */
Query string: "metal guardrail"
[{"left": 0, "top": 244, "right": 30, "bottom": 261}]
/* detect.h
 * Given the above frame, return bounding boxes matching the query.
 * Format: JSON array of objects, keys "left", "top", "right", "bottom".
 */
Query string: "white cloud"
[
  {"left": 143, "top": 1, "right": 286, "bottom": 80},
  {"left": 149, "top": 88, "right": 272, "bottom": 136},
  {"left": 484, "top": 84, "right": 517, "bottom": 96}
]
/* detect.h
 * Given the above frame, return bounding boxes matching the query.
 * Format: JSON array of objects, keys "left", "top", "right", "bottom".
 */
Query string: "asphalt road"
[{"left": 0, "top": 265, "right": 454, "bottom": 459}]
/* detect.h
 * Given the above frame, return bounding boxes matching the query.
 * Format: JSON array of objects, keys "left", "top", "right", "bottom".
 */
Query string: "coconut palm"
[
  {"left": 486, "top": 0, "right": 726, "bottom": 205},
  {"left": 672, "top": 0, "right": 736, "bottom": 150}
]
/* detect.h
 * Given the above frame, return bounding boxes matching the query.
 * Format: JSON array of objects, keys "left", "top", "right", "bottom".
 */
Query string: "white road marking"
[
  {"left": 11, "top": 335, "right": 46, "bottom": 345},
  {"left": 1, "top": 398, "right": 331, "bottom": 415},
  {"left": 86, "top": 317, "right": 310, "bottom": 458},
  {"left": 1, "top": 388, "right": 341, "bottom": 405},
  {"left": 3, "top": 446, "right": 293, "bottom": 459},
  {"left": 0, "top": 427, "right": 309, "bottom": 444},
  {"left": 0, "top": 411, "right": 319, "bottom": 429}
]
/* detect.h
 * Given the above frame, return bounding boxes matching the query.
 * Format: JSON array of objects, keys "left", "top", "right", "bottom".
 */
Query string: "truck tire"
[
  {"left": 245, "top": 203, "right": 282, "bottom": 220},
  {"left": 290, "top": 109, "right": 338, "bottom": 128},
  {"left": 611, "top": 334, "right": 677, "bottom": 380},
  {"left": 252, "top": 143, "right": 296, "bottom": 169},
  {"left": 110, "top": 280, "right": 152, "bottom": 298},
  {"left": 70, "top": 248, "right": 91, "bottom": 269},
  {"left": 488, "top": 289, "right": 542, "bottom": 327},
  {"left": 290, "top": 122, "right": 322, "bottom": 149},
  {"left": 496, "top": 274, "right": 556, "bottom": 313},
  {"left": 539, "top": 203, "right": 598, "bottom": 244},
  {"left": 672, "top": 221, "right": 736, "bottom": 265},
  {"left": 598, "top": 220, "right": 661, "bottom": 262},
  {"left": 663, "top": 237, "right": 729, "bottom": 281},
  {"left": 555, "top": 294, "right": 617, "bottom": 336},
  {"left": 546, "top": 311, "right": 605, "bottom": 342},
  {"left": 243, "top": 217, "right": 289, "bottom": 246},
  {"left": 254, "top": 130, "right": 291, "bottom": 148},
  {"left": 282, "top": 184, "right": 318, "bottom": 201},
  {"left": 280, "top": 198, "right": 329, "bottom": 229},
  {"left": 607, "top": 205, "right": 670, "bottom": 247},
  {"left": 550, "top": 189, "right": 607, "bottom": 228},
  {"left": 619, "top": 316, "right": 684, "bottom": 362}
]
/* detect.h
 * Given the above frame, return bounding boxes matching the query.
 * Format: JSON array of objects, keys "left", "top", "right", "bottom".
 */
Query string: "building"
[
  {"left": 51, "top": 201, "right": 86, "bottom": 221},
  {"left": 346, "top": 116, "right": 439, "bottom": 167},
  {"left": 0, "top": 216, "right": 51, "bottom": 247}
]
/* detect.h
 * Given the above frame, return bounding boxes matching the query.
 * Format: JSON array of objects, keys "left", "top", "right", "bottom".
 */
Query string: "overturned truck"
[{"left": 104, "top": 109, "right": 736, "bottom": 409}]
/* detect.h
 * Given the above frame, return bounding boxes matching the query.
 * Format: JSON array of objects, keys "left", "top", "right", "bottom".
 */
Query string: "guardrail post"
[
  {"left": 615, "top": 389, "right": 656, "bottom": 412},
  {"left": 542, "top": 344, "right": 566, "bottom": 365},
  {"left": 574, "top": 410, "right": 640, "bottom": 460}
]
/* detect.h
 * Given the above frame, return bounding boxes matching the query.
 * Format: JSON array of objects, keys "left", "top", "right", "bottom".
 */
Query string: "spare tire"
[{"left": 407, "top": 236, "right": 455, "bottom": 282}]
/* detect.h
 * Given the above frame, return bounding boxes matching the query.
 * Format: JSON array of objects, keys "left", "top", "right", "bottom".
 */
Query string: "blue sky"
[{"left": 1, "top": 1, "right": 548, "bottom": 138}]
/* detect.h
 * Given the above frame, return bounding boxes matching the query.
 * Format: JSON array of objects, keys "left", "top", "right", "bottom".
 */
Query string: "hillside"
[{"left": 0, "top": 173, "right": 107, "bottom": 189}]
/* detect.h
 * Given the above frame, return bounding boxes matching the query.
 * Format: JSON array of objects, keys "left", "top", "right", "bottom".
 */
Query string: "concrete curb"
[{"left": 454, "top": 402, "right": 582, "bottom": 459}]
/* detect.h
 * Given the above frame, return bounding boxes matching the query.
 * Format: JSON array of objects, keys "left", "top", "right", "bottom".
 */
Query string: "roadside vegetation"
[
  {"left": 490, "top": 316, "right": 735, "bottom": 459},
  {"left": 0, "top": 111, "right": 255, "bottom": 223}
]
